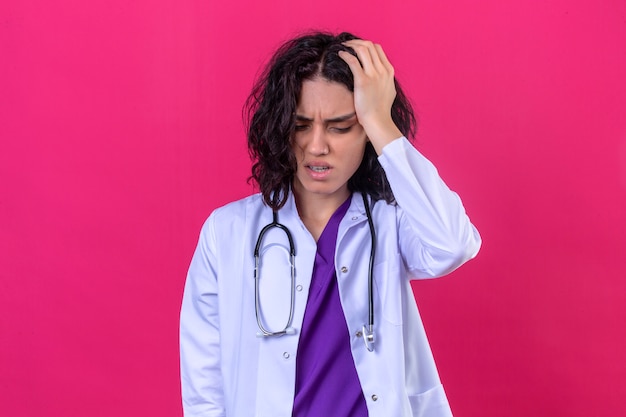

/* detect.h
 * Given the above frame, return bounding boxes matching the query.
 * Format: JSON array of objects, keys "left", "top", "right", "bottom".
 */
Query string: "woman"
[{"left": 180, "top": 32, "right": 481, "bottom": 417}]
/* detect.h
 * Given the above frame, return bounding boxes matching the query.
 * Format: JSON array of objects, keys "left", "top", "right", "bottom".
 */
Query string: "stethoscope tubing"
[
  {"left": 254, "top": 211, "right": 296, "bottom": 337},
  {"left": 362, "top": 193, "right": 376, "bottom": 351},
  {"left": 253, "top": 195, "right": 376, "bottom": 351}
]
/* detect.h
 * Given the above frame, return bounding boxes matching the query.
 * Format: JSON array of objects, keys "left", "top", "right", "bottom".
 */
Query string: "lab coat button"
[
  {"left": 283, "top": 352, "right": 290, "bottom": 359},
  {"left": 371, "top": 394, "right": 378, "bottom": 401},
  {"left": 296, "top": 285, "right": 303, "bottom": 292},
  {"left": 351, "top": 216, "right": 358, "bottom": 220},
  {"left": 340, "top": 266, "right": 348, "bottom": 273},
  {"left": 356, "top": 331, "right": 363, "bottom": 338}
]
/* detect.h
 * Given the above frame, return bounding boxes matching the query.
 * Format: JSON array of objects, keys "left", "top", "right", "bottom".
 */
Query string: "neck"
[
  {"left": 292, "top": 186, "right": 350, "bottom": 241},
  {"left": 293, "top": 190, "right": 350, "bottom": 221}
]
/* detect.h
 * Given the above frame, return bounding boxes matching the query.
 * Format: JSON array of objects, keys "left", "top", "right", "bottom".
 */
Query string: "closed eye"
[{"left": 331, "top": 126, "right": 354, "bottom": 133}]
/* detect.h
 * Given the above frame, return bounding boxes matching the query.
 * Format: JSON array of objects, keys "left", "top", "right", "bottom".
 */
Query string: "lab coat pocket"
[
  {"left": 373, "top": 260, "right": 403, "bottom": 326},
  {"left": 407, "top": 384, "right": 452, "bottom": 417}
]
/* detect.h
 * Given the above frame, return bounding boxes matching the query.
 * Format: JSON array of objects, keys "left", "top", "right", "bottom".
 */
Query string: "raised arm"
[{"left": 340, "top": 39, "right": 481, "bottom": 278}]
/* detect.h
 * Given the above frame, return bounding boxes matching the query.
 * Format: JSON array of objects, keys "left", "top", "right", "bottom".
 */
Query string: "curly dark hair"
[{"left": 244, "top": 31, "right": 417, "bottom": 210}]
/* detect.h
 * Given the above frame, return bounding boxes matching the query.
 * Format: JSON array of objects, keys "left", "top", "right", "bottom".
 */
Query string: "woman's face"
[{"left": 291, "top": 77, "right": 368, "bottom": 204}]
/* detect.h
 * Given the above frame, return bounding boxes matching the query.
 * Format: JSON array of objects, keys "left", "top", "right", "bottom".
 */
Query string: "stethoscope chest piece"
[{"left": 362, "top": 325, "right": 375, "bottom": 352}]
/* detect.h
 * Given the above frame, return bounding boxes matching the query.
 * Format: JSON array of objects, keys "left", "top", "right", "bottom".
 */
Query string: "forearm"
[{"left": 379, "top": 137, "right": 481, "bottom": 277}]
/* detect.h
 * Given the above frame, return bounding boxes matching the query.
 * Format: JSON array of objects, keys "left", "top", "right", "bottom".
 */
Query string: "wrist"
[{"left": 362, "top": 118, "right": 403, "bottom": 155}]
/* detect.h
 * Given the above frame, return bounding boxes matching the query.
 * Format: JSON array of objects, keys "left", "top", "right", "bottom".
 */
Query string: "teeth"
[{"left": 309, "top": 166, "right": 329, "bottom": 172}]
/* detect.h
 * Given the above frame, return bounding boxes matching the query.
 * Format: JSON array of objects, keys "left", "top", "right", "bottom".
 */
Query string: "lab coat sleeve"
[
  {"left": 180, "top": 214, "right": 226, "bottom": 417},
  {"left": 378, "top": 137, "right": 481, "bottom": 278}
]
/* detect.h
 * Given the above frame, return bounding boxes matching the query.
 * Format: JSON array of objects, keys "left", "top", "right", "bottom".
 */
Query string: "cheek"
[
  {"left": 348, "top": 141, "right": 368, "bottom": 171},
  {"left": 356, "top": 138, "right": 368, "bottom": 158}
]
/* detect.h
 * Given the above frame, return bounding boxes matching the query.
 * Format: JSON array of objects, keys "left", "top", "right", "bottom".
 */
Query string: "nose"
[{"left": 307, "top": 125, "right": 329, "bottom": 156}]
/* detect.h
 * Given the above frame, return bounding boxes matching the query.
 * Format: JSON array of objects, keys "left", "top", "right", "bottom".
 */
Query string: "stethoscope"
[{"left": 254, "top": 194, "right": 377, "bottom": 352}]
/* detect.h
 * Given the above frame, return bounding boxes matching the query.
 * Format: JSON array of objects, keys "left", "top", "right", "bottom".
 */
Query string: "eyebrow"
[{"left": 295, "top": 112, "right": 357, "bottom": 123}]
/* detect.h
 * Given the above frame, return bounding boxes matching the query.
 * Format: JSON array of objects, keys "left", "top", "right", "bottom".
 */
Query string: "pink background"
[{"left": 2, "top": 0, "right": 625, "bottom": 416}]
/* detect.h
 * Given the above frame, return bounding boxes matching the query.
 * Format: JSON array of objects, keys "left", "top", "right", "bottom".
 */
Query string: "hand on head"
[{"left": 338, "top": 40, "right": 403, "bottom": 154}]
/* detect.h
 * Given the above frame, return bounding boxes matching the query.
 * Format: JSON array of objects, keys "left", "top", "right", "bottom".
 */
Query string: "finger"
[
  {"left": 374, "top": 43, "right": 394, "bottom": 76},
  {"left": 342, "top": 40, "right": 377, "bottom": 74},
  {"left": 337, "top": 49, "right": 365, "bottom": 78},
  {"left": 343, "top": 40, "right": 387, "bottom": 75}
]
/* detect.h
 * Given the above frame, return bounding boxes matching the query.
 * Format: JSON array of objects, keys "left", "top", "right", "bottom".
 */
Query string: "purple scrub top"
[{"left": 292, "top": 197, "right": 368, "bottom": 417}]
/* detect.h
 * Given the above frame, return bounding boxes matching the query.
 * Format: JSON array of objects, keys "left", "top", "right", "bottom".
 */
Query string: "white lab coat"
[{"left": 180, "top": 137, "right": 481, "bottom": 417}]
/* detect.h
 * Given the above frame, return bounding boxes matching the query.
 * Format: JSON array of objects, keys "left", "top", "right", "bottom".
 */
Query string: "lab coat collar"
[{"left": 348, "top": 191, "right": 370, "bottom": 221}]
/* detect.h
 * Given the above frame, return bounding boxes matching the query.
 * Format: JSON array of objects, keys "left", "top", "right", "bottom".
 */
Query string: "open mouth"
[{"left": 308, "top": 166, "right": 330, "bottom": 172}]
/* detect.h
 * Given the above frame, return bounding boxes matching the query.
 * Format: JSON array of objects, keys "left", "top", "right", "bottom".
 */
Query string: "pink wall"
[{"left": 2, "top": 0, "right": 625, "bottom": 416}]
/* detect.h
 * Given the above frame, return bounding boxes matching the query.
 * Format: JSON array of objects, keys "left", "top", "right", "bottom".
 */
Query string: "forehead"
[{"left": 297, "top": 78, "right": 354, "bottom": 116}]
